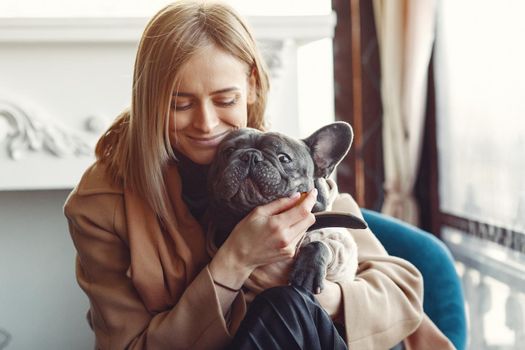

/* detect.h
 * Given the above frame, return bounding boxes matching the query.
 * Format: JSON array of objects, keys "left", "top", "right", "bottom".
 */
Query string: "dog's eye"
[
  {"left": 223, "top": 147, "right": 236, "bottom": 157},
  {"left": 277, "top": 153, "right": 292, "bottom": 163}
]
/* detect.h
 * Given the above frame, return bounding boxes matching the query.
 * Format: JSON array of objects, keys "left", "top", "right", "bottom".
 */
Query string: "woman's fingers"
[
  {"left": 276, "top": 189, "right": 317, "bottom": 250},
  {"left": 256, "top": 188, "right": 318, "bottom": 218},
  {"left": 255, "top": 192, "right": 302, "bottom": 216},
  {"left": 274, "top": 188, "right": 317, "bottom": 225},
  {"left": 289, "top": 212, "right": 316, "bottom": 244}
]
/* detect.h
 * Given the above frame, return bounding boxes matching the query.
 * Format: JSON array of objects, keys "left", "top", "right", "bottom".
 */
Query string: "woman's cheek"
[{"left": 231, "top": 105, "right": 248, "bottom": 127}]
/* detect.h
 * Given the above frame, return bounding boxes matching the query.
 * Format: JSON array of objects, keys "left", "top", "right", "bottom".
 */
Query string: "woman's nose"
[{"left": 192, "top": 102, "right": 219, "bottom": 133}]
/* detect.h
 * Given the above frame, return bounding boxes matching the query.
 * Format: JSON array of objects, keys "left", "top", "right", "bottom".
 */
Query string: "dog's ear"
[{"left": 302, "top": 122, "right": 353, "bottom": 178}]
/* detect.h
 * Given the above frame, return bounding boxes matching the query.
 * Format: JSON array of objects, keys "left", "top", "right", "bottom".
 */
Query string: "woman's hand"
[{"left": 209, "top": 189, "right": 317, "bottom": 289}]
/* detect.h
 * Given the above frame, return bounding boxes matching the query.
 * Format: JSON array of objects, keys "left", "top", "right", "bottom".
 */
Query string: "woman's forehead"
[{"left": 175, "top": 45, "right": 250, "bottom": 94}]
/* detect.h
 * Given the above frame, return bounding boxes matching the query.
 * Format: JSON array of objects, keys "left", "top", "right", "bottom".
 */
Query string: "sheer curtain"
[{"left": 373, "top": 0, "right": 437, "bottom": 225}]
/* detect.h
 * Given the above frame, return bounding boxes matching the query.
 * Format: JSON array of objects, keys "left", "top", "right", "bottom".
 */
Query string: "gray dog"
[{"left": 207, "top": 122, "right": 367, "bottom": 294}]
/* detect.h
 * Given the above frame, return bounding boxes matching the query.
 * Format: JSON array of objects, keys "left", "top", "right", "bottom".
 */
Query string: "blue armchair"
[{"left": 361, "top": 209, "right": 467, "bottom": 350}]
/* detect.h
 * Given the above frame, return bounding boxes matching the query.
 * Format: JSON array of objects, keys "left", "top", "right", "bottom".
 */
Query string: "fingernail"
[{"left": 289, "top": 192, "right": 300, "bottom": 199}]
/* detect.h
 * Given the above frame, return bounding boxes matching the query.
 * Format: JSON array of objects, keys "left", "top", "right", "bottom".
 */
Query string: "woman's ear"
[{"left": 247, "top": 68, "right": 257, "bottom": 104}]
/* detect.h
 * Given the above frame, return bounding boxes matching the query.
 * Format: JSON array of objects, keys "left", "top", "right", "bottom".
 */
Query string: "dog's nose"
[{"left": 240, "top": 150, "right": 263, "bottom": 165}]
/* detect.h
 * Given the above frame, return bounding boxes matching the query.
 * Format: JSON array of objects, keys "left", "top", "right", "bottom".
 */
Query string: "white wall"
[{"left": 0, "top": 190, "right": 93, "bottom": 349}]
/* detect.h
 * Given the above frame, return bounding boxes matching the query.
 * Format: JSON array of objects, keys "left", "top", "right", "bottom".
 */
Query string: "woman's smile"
[{"left": 185, "top": 130, "right": 231, "bottom": 148}]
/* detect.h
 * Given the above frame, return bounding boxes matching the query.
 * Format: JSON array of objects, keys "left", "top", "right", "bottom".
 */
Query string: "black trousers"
[{"left": 228, "top": 286, "right": 348, "bottom": 350}]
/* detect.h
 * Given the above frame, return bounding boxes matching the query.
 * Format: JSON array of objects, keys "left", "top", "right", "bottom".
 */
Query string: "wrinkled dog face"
[
  {"left": 208, "top": 122, "right": 354, "bottom": 222},
  {"left": 209, "top": 128, "right": 315, "bottom": 217}
]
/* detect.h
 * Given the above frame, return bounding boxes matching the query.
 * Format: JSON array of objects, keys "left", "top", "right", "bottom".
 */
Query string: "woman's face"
[{"left": 169, "top": 45, "right": 256, "bottom": 164}]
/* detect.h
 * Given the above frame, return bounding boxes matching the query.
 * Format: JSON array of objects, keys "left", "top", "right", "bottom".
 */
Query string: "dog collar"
[{"left": 308, "top": 212, "right": 368, "bottom": 231}]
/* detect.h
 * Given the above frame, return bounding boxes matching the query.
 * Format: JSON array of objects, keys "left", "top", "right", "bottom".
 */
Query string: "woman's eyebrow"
[
  {"left": 173, "top": 87, "right": 240, "bottom": 97},
  {"left": 211, "top": 87, "right": 240, "bottom": 95}
]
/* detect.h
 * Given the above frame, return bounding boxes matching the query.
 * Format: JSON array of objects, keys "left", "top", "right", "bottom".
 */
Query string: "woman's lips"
[{"left": 187, "top": 130, "right": 230, "bottom": 147}]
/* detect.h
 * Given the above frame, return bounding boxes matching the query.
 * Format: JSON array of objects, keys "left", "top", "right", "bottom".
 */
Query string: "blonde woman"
[{"left": 64, "top": 1, "right": 433, "bottom": 349}]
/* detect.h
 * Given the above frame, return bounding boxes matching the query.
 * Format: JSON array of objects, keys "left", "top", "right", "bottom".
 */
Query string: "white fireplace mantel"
[{"left": 0, "top": 14, "right": 336, "bottom": 191}]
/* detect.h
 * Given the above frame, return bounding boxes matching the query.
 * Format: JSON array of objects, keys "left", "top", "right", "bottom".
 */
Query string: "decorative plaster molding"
[{"left": 0, "top": 99, "right": 92, "bottom": 160}]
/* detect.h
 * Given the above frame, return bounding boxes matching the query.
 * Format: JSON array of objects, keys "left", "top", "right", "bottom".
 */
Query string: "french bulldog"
[{"left": 207, "top": 122, "right": 367, "bottom": 293}]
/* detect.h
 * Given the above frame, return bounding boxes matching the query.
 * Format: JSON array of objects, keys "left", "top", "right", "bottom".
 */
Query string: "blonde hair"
[{"left": 95, "top": 0, "right": 270, "bottom": 221}]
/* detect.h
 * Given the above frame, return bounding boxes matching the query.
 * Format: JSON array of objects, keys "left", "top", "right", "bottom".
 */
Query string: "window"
[
  {"left": 435, "top": 0, "right": 525, "bottom": 236},
  {"left": 434, "top": 1, "right": 525, "bottom": 348}
]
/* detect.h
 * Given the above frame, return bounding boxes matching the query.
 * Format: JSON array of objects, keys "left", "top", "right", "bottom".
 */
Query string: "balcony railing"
[{"left": 443, "top": 227, "right": 525, "bottom": 350}]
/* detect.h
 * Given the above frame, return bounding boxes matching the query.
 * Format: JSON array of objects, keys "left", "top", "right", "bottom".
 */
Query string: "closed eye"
[
  {"left": 174, "top": 103, "right": 192, "bottom": 111},
  {"left": 171, "top": 98, "right": 193, "bottom": 111},
  {"left": 277, "top": 153, "right": 292, "bottom": 163},
  {"left": 215, "top": 97, "right": 238, "bottom": 108}
]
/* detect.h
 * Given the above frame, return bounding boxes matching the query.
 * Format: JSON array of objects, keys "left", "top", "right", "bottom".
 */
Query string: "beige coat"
[{"left": 64, "top": 161, "right": 454, "bottom": 349}]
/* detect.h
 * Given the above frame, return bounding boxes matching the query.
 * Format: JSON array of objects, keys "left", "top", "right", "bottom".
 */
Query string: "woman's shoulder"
[
  {"left": 73, "top": 161, "right": 123, "bottom": 197},
  {"left": 64, "top": 161, "right": 125, "bottom": 232},
  {"left": 64, "top": 161, "right": 123, "bottom": 218}
]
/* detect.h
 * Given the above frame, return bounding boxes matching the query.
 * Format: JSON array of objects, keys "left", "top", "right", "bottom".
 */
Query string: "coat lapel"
[{"left": 124, "top": 164, "right": 209, "bottom": 312}]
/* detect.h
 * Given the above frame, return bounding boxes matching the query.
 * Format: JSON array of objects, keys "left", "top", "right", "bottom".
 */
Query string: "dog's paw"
[{"left": 289, "top": 241, "right": 330, "bottom": 294}]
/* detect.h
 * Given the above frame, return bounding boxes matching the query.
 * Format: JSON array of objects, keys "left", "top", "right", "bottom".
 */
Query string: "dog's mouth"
[
  {"left": 234, "top": 175, "right": 278, "bottom": 203},
  {"left": 241, "top": 177, "right": 264, "bottom": 197},
  {"left": 234, "top": 176, "right": 271, "bottom": 203},
  {"left": 221, "top": 169, "right": 288, "bottom": 214}
]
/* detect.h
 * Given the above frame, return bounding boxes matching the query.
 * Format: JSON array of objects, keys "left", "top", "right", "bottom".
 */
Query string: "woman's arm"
[
  {"left": 208, "top": 189, "right": 319, "bottom": 311},
  {"left": 214, "top": 190, "right": 316, "bottom": 277}
]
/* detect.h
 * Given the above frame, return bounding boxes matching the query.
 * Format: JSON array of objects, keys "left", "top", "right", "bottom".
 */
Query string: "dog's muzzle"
[{"left": 239, "top": 149, "right": 263, "bottom": 165}]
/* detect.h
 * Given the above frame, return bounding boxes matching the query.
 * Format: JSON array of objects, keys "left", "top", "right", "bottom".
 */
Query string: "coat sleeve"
[
  {"left": 64, "top": 190, "right": 243, "bottom": 350},
  {"left": 331, "top": 193, "right": 424, "bottom": 350}
]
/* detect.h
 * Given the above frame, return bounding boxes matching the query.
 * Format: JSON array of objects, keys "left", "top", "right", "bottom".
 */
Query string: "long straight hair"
[{"left": 95, "top": 0, "right": 270, "bottom": 222}]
